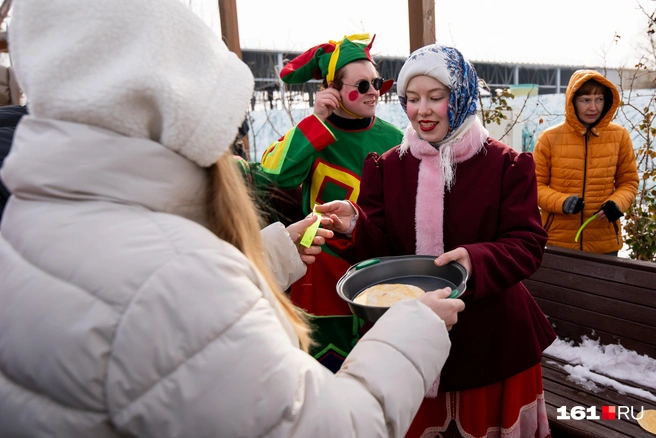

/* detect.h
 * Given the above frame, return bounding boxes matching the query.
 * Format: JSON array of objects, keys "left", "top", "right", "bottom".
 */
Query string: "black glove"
[
  {"left": 563, "top": 195, "right": 584, "bottom": 215},
  {"left": 600, "top": 200, "right": 623, "bottom": 222}
]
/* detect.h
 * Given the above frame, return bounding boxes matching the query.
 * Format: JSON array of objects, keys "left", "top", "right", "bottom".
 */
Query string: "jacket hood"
[
  {"left": 565, "top": 70, "right": 619, "bottom": 136},
  {"left": 3, "top": 117, "right": 209, "bottom": 224},
  {"left": 8, "top": 0, "right": 254, "bottom": 167}
]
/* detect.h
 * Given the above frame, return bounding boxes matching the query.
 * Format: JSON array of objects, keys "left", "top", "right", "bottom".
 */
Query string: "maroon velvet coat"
[{"left": 332, "top": 138, "right": 556, "bottom": 392}]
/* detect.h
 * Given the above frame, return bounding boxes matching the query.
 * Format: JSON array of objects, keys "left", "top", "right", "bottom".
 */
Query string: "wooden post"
[
  {"left": 218, "top": 0, "right": 242, "bottom": 57},
  {"left": 218, "top": 0, "right": 252, "bottom": 158},
  {"left": 407, "top": 0, "right": 436, "bottom": 53}
]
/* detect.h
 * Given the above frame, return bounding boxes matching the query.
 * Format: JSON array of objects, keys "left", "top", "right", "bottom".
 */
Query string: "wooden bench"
[{"left": 524, "top": 246, "right": 656, "bottom": 438}]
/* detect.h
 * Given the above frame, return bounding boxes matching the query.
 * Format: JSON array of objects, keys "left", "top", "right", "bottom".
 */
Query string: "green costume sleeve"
[{"left": 256, "top": 114, "right": 336, "bottom": 189}]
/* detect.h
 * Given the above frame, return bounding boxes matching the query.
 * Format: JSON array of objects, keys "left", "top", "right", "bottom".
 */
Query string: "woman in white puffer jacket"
[{"left": 0, "top": 1, "right": 464, "bottom": 437}]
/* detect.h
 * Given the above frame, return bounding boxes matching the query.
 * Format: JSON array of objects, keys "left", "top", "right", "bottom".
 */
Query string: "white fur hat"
[{"left": 9, "top": 0, "right": 254, "bottom": 167}]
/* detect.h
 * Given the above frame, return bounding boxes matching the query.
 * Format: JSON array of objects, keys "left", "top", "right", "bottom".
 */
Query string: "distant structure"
[{"left": 242, "top": 48, "right": 655, "bottom": 109}]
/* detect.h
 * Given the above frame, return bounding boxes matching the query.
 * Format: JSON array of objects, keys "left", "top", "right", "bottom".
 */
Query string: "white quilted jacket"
[{"left": 0, "top": 117, "right": 451, "bottom": 438}]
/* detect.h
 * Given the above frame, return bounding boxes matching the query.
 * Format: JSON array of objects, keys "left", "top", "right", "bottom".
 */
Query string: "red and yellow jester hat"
[{"left": 280, "top": 33, "right": 393, "bottom": 95}]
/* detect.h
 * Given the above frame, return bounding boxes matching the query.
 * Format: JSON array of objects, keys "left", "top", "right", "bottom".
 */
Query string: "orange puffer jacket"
[{"left": 533, "top": 70, "right": 639, "bottom": 254}]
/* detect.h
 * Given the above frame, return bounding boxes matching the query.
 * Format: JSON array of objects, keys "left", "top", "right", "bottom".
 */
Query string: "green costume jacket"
[{"left": 257, "top": 113, "right": 403, "bottom": 371}]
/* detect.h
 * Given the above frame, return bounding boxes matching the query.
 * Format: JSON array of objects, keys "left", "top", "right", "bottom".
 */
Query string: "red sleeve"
[{"left": 297, "top": 114, "right": 335, "bottom": 151}]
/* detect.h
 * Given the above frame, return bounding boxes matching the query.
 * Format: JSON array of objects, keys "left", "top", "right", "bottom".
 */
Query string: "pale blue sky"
[{"left": 232, "top": 0, "right": 649, "bottom": 68}]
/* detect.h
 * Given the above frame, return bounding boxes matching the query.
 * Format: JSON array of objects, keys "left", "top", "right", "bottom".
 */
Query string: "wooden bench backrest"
[{"left": 524, "top": 246, "right": 656, "bottom": 358}]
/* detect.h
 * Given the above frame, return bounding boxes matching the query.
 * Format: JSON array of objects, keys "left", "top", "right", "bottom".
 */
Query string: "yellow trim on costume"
[
  {"left": 310, "top": 161, "right": 361, "bottom": 207},
  {"left": 261, "top": 130, "right": 295, "bottom": 174},
  {"left": 325, "top": 33, "right": 370, "bottom": 84},
  {"left": 326, "top": 44, "right": 341, "bottom": 85},
  {"left": 338, "top": 102, "right": 362, "bottom": 119}
]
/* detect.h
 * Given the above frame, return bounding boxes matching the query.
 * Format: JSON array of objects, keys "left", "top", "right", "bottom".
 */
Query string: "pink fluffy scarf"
[
  {"left": 399, "top": 115, "right": 488, "bottom": 398},
  {"left": 399, "top": 115, "right": 488, "bottom": 257}
]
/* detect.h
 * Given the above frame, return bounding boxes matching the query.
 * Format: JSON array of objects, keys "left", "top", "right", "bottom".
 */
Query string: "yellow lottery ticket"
[{"left": 300, "top": 205, "right": 322, "bottom": 248}]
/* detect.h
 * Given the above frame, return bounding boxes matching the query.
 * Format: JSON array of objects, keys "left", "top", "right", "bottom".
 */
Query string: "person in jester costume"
[{"left": 257, "top": 34, "right": 403, "bottom": 372}]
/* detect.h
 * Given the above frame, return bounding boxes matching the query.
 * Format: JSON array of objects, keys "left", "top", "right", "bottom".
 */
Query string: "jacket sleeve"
[
  {"left": 328, "top": 153, "right": 395, "bottom": 264},
  {"left": 608, "top": 128, "right": 639, "bottom": 212},
  {"left": 107, "top": 246, "right": 450, "bottom": 438},
  {"left": 260, "top": 222, "right": 306, "bottom": 291},
  {"left": 461, "top": 152, "right": 548, "bottom": 300},
  {"left": 254, "top": 114, "right": 336, "bottom": 190},
  {"left": 533, "top": 132, "right": 569, "bottom": 213}
]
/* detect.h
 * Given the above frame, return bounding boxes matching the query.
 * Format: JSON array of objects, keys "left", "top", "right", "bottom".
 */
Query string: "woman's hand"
[
  {"left": 434, "top": 247, "right": 472, "bottom": 278},
  {"left": 286, "top": 215, "right": 334, "bottom": 264},
  {"left": 418, "top": 288, "right": 465, "bottom": 330},
  {"left": 313, "top": 87, "right": 341, "bottom": 121},
  {"left": 315, "top": 201, "right": 356, "bottom": 234}
]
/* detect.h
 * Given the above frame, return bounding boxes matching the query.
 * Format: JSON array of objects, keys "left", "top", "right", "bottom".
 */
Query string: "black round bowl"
[{"left": 336, "top": 255, "right": 468, "bottom": 323}]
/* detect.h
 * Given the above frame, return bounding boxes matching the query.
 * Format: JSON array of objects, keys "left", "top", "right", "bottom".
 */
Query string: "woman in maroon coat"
[{"left": 317, "top": 44, "right": 556, "bottom": 438}]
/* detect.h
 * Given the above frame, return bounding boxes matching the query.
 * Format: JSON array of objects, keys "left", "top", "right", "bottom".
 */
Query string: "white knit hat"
[
  {"left": 397, "top": 45, "right": 453, "bottom": 98},
  {"left": 9, "top": 0, "right": 254, "bottom": 167}
]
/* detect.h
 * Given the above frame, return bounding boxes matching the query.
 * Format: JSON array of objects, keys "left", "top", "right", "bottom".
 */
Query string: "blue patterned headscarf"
[{"left": 397, "top": 45, "right": 479, "bottom": 143}]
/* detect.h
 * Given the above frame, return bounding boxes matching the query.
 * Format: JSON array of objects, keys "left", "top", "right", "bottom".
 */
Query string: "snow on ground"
[{"left": 545, "top": 336, "right": 656, "bottom": 401}]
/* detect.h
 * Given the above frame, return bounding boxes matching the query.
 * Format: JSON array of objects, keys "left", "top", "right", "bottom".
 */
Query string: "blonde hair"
[{"left": 207, "top": 153, "right": 313, "bottom": 352}]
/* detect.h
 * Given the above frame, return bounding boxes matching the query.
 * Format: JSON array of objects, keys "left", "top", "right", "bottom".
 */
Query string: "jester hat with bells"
[{"left": 280, "top": 34, "right": 393, "bottom": 118}]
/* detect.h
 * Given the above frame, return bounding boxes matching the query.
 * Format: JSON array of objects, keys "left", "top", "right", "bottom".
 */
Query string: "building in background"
[{"left": 242, "top": 48, "right": 655, "bottom": 110}]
